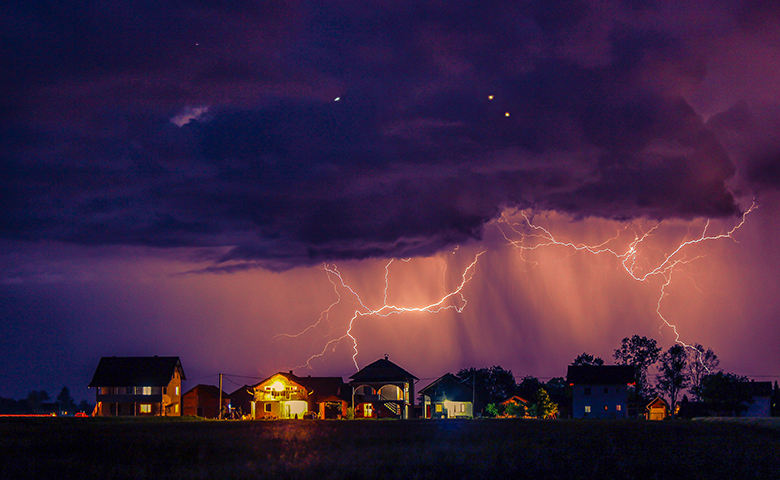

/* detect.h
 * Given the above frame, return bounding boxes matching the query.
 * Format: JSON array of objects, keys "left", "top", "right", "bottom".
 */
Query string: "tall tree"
[
  {"left": 656, "top": 345, "right": 690, "bottom": 418},
  {"left": 456, "top": 366, "right": 516, "bottom": 415},
  {"left": 56, "top": 387, "right": 77, "bottom": 414},
  {"left": 515, "top": 375, "right": 544, "bottom": 402},
  {"left": 25, "top": 390, "right": 50, "bottom": 414},
  {"left": 571, "top": 353, "right": 604, "bottom": 366},
  {"left": 532, "top": 388, "right": 558, "bottom": 419},
  {"left": 686, "top": 344, "right": 720, "bottom": 401},
  {"left": 613, "top": 335, "right": 661, "bottom": 400},
  {"left": 700, "top": 372, "right": 754, "bottom": 416}
]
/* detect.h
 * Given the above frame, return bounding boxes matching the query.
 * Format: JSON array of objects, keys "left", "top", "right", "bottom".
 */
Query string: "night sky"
[{"left": 2, "top": 0, "right": 779, "bottom": 403}]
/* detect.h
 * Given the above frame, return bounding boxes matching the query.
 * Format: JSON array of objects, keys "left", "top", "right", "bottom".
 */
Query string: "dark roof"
[
  {"left": 183, "top": 384, "right": 228, "bottom": 399},
  {"left": 567, "top": 365, "right": 634, "bottom": 385},
  {"left": 229, "top": 385, "right": 255, "bottom": 399},
  {"left": 738, "top": 381, "right": 773, "bottom": 397},
  {"left": 88, "top": 356, "right": 185, "bottom": 387},
  {"left": 297, "top": 376, "right": 348, "bottom": 399},
  {"left": 349, "top": 358, "right": 418, "bottom": 383},
  {"left": 419, "top": 373, "right": 473, "bottom": 402},
  {"left": 252, "top": 371, "right": 305, "bottom": 390}
]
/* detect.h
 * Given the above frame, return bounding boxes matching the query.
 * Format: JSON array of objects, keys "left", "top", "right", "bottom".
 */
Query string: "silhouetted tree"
[
  {"left": 686, "top": 344, "right": 720, "bottom": 401},
  {"left": 772, "top": 381, "right": 779, "bottom": 417},
  {"left": 571, "top": 353, "right": 604, "bottom": 366},
  {"left": 515, "top": 375, "right": 544, "bottom": 402},
  {"left": 26, "top": 390, "right": 50, "bottom": 414},
  {"left": 700, "top": 372, "right": 753, "bottom": 416},
  {"left": 77, "top": 400, "right": 93, "bottom": 415},
  {"left": 656, "top": 345, "right": 689, "bottom": 418},
  {"left": 456, "top": 366, "right": 516, "bottom": 415},
  {"left": 56, "top": 387, "right": 77, "bottom": 415},
  {"left": 613, "top": 335, "right": 661, "bottom": 401}
]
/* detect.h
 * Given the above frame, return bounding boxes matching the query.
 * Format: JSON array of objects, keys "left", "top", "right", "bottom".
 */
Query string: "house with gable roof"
[
  {"left": 182, "top": 384, "right": 230, "bottom": 418},
  {"left": 350, "top": 355, "right": 417, "bottom": 419},
  {"left": 419, "top": 373, "right": 473, "bottom": 419},
  {"left": 567, "top": 365, "right": 634, "bottom": 419},
  {"left": 89, "top": 356, "right": 185, "bottom": 416},
  {"left": 252, "top": 371, "right": 349, "bottom": 419}
]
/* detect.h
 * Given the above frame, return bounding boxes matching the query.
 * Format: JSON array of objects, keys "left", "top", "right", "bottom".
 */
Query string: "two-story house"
[
  {"left": 89, "top": 356, "right": 185, "bottom": 416},
  {"left": 567, "top": 365, "right": 634, "bottom": 419},
  {"left": 350, "top": 355, "right": 417, "bottom": 419}
]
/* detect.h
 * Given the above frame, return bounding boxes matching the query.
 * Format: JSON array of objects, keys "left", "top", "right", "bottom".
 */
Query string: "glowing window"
[
  {"left": 435, "top": 404, "right": 442, "bottom": 413},
  {"left": 175, "top": 404, "right": 179, "bottom": 413},
  {"left": 175, "top": 386, "right": 179, "bottom": 396},
  {"left": 604, "top": 405, "right": 609, "bottom": 411},
  {"left": 364, "top": 404, "right": 373, "bottom": 417},
  {"left": 142, "top": 386, "right": 151, "bottom": 395},
  {"left": 140, "top": 404, "right": 151, "bottom": 413},
  {"left": 616, "top": 405, "right": 622, "bottom": 411},
  {"left": 585, "top": 406, "right": 591, "bottom": 413}
]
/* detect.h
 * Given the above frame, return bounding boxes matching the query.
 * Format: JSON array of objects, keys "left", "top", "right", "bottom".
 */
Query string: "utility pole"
[{"left": 218, "top": 373, "right": 223, "bottom": 420}]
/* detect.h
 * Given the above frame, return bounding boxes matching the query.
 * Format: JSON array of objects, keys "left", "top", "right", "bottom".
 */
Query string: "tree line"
[
  {"left": 455, "top": 335, "right": 780, "bottom": 419},
  {"left": 0, "top": 387, "right": 93, "bottom": 415}
]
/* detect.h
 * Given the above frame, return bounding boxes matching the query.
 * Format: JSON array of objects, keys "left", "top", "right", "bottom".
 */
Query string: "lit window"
[
  {"left": 460, "top": 404, "right": 465, "bottom": 413},
  {"left": 616, "top": 405, "right": 622, "bottom": 411},
  {"left": 175, "top": 404, "right": 179, "bottom": 413},
  {"left": 585, "top": 406, "right": 591, "bottom": 413},
  {"left": 435, "top": 404, "right": 442, "bottom": 413},
  {"left": 175, "top": 386, "right": 179, "bottom": 396},
  {"left": 364, "top": 404, "right": 373, "bottom": 417},
  {"left": 140, "top": 404, "right": 151, "bottom": 413},
  {"left": 142, "top": 386, "right": 151, "bottom": 395},
  {"left": 604, "top": 405, "right": 609, "bottom": 411}
]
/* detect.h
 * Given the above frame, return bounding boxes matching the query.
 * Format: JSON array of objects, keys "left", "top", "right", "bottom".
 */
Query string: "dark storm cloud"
[{"left": 2, "top": 0, "right": 772, "bottom": 267}]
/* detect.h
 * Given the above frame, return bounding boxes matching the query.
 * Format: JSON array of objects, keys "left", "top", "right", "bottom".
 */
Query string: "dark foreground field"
[{"left": 2, "top": 417, "right": 778, "bottom": 479}]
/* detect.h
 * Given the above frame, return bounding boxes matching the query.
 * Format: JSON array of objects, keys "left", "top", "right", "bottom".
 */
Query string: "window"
[
  {"left": 175, "top": 404, "right": 179, "bottom": 413},
  {"left": 163, "top": 387, "right": 167, "bottom": 395},
  {"left": 140, "top": 404, "right": 151, "bottom": 413},
  {"left": 459, "top": 403, "right": 466, "bottom": 413},
  {"left": 604, "top": 405, "right": 609, "bottom": 411},
  {"left": 584, "top": 406, "right": 591, "bottom": 413},
  {"left": 616, "top": 405, "right": 622, "bottom": 411},
  {"left": 435, "top": 404, "right": 442, "bottom": 413},
  {"left": 142, "top": 386, "right": 151, "bottom": 395},
  {"left": 265, "top": 403, "right": 272, "bottom": 413},
  {"left": 584, "top": 387, "right": 591, "bottom": 395},
  {"left": 364, "top": 404, "right": 373, "bottom": 417},
  {"left": 175, "top": 386, "right": 179, "bottom": 396}
]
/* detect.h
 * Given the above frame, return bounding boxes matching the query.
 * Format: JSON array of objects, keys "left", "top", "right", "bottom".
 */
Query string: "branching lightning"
[
  {"left": 285, "top": 252, "right": 484, "bottom": 371},
  {"left": 497, "top": 202, "right": 757, "bottom": 366},
  {"left": 280, "top": 202, "right": 756, "bottom": 374}
]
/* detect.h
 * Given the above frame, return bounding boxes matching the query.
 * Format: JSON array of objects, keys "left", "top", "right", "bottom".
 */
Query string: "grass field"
[{"left": 2, "top": 417, "right": 778, "bottom": 479}]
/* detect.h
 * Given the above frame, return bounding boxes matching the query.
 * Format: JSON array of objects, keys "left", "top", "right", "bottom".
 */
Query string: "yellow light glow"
[
  {"left": 271, "top": 381, "right": 285, "bottom": 392},
  {"left": 488, "top": 95, "right": 494, "bottom": 100},
  {"left": 505, "top": 112, "right": 510, "bottom": 117}
]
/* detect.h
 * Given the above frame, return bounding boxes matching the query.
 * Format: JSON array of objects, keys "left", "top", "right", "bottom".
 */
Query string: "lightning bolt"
[
  {"left": 497, "top": 202, "right": 757, "bottom": 364},
  {"left": 286, "top": 251, "right": 484, "bottom": 371}
]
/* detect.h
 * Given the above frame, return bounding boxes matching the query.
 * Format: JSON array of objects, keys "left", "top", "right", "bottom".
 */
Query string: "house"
[
  {"left": 182, "top": 384, "right": 229, "bottom": 418},
  {"left": 350, "top": 355, "right": 417, "bottom": 419},
  {"left": 419, "top": 373, "right": 474, "bottom": 419},
  {"left": 741, "top": 381, "right": 772, "bottom": 417},
  {"left": 500, "top": 395, "right": 531, "bottom": 418},
  {"left": 228, "top": 385, "right": 256, "bottom": 417},
  {"left": 645, "top": 395, "right": 670, "bottom": 420},
  {"left": 252, "top": 372, "right": 350, "bottom": 419},
  {"left": 567, "top": 365, "right": 634, "bottom": 419},
  {"left": 89, "top": 356, "right": 185, "bottom": 416}
]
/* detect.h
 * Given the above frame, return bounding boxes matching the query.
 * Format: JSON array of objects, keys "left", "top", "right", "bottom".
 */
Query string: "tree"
[
  {"left": 686, "top": 344, "right": 720, "bottom": 401},
  {"left": 571, "top": 353, "right": 604, "bottom": 366},
  {"left": 613, "top": 335, "right": 661, "bottom": 400},
  {"left": 656, "top": 345, "right": 689, "bottom": 418},
  {"left": 26, "top": 390, "right": 50, "bottom": 414},
  {"left": 515, "top": 375, "right": 543, "bottom": 402},
  {"left": 456, "top": 366, "right": 516, "bottom": 415},
  {"left": 532, "top": 388, "right": 558, "bottom": 419},
  {"left": 700, "top": 372, "right": 753, "bottom": 416},
  {"left": 56, "top": 387, "right": 77, "bottom": 415}
]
